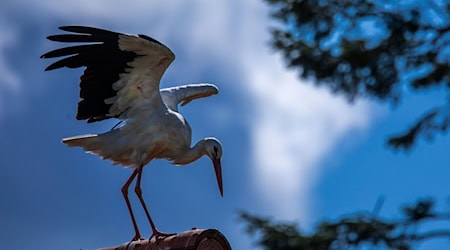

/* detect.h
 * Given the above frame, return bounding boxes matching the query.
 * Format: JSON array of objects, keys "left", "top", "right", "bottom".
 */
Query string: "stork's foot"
[
  {"left": 130, "top": 234, "right": 145, "bottom": 242},
  {"left": 150, "top": 230, "right": 176, "bottom": 241},
  {"left": 125, "top": 234, "right": 145, "bottom": 248}
]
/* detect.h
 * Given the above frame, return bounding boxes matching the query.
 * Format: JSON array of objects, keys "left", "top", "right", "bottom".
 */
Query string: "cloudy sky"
[{"left": 1, "top": 1, "right": 449, "bottom": 249}]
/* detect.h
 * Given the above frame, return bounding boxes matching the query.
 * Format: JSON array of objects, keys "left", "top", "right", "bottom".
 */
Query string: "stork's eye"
[{"left": 213, "top": 146, "right": 218, "bottom": 154}]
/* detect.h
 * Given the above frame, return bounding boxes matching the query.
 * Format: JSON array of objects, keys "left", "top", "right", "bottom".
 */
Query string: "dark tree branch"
[
  {"left": 241, "top": 199, "right": 450, "bottom": 250},
  {"left": 388, "top": 104, "right": 450, "bottom": 150},
  {"left": 411, "top": 230, "right": 450, "bottom": 241}
]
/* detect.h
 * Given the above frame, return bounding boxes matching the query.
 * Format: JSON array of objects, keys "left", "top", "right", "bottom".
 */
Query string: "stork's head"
[{"left": 204, "top": 138, "right": 223, "bottom": 197}]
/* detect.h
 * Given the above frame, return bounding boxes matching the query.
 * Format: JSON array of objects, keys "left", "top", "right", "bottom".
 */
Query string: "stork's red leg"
[
  {"left": 121, "top": 169, "right": 143, "bottom": 241},
  {"left": 135, "top": 167, "right": 175, "bottom": 239}
]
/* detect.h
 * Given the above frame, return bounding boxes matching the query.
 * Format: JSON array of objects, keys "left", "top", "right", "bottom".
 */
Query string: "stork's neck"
[{"left": 173, "top": 139, "right": 208, "bottom": 165}]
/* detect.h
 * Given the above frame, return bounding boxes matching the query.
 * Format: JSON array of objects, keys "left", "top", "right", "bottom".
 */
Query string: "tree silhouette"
[
  {"left": 265, "top": 0, "right": 450, "bottom": 150},
  {"left": 243, "top": 2, "right": 450, "bottom": 248},
  {"left": 241, "top": 199, "right": 450, "bottom": 250}
]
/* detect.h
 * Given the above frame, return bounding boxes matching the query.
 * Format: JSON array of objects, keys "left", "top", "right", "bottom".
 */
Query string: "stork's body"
[
  {"left": 65, "top": 108, "right": 192, "bottom": 167},
  {"left": 64, "top": 105, "right": 219, "bottom": 167},
  {"left": 41, "top": 26, "right": 223, "bottom": 240}
]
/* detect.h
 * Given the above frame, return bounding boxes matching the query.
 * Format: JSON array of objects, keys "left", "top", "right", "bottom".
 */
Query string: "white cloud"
[{"left": 245, "top": 56, "right": 371, "bottom": 221}]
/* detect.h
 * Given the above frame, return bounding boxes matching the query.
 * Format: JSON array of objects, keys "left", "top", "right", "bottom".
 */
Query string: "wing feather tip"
[
  {"left": 58, "top": 26, "right": 83, "bottom": 32},
  {"left": 44, "top": 64, "right": 59, "bottom": 71}
]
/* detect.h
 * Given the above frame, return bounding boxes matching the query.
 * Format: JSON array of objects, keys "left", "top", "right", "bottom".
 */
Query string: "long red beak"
[{"left": 212, "top": 158, "right": 223, "bottom": 197}]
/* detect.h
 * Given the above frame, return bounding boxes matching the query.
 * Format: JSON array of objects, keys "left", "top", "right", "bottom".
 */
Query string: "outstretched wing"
[
  {"left": 41, "top": 26, "right": 175, "bottom": 123},
  {"left": 160, "top": 83, "right": 219, "bottom": 112}
]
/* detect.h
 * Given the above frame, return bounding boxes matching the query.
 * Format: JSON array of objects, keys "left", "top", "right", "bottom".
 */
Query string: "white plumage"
[
  {"left": 41, "top": 26, "right": 223, "bottom": 240},
  {"left": 62, "top": 83, "right": 219, "bottom": 167}
]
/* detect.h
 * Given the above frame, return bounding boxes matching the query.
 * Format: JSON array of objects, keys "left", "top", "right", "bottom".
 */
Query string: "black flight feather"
[{"left": 41, "top": 26, "right": 142, "bottom": 123}]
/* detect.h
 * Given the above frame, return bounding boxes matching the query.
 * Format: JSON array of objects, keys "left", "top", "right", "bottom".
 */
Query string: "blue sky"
[{"left": 0, "top": 1, "right": 449, "bottom": 249}]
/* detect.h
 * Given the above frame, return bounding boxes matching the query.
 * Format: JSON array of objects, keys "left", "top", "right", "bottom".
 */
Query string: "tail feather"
[{"left": 62, "top": 132, "right": 136, "bottom": 167}]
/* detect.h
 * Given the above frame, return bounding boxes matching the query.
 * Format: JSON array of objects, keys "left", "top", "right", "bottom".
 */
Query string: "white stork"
[{"left": 41, "top": 26, "right": 223, "bottom": 240}]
